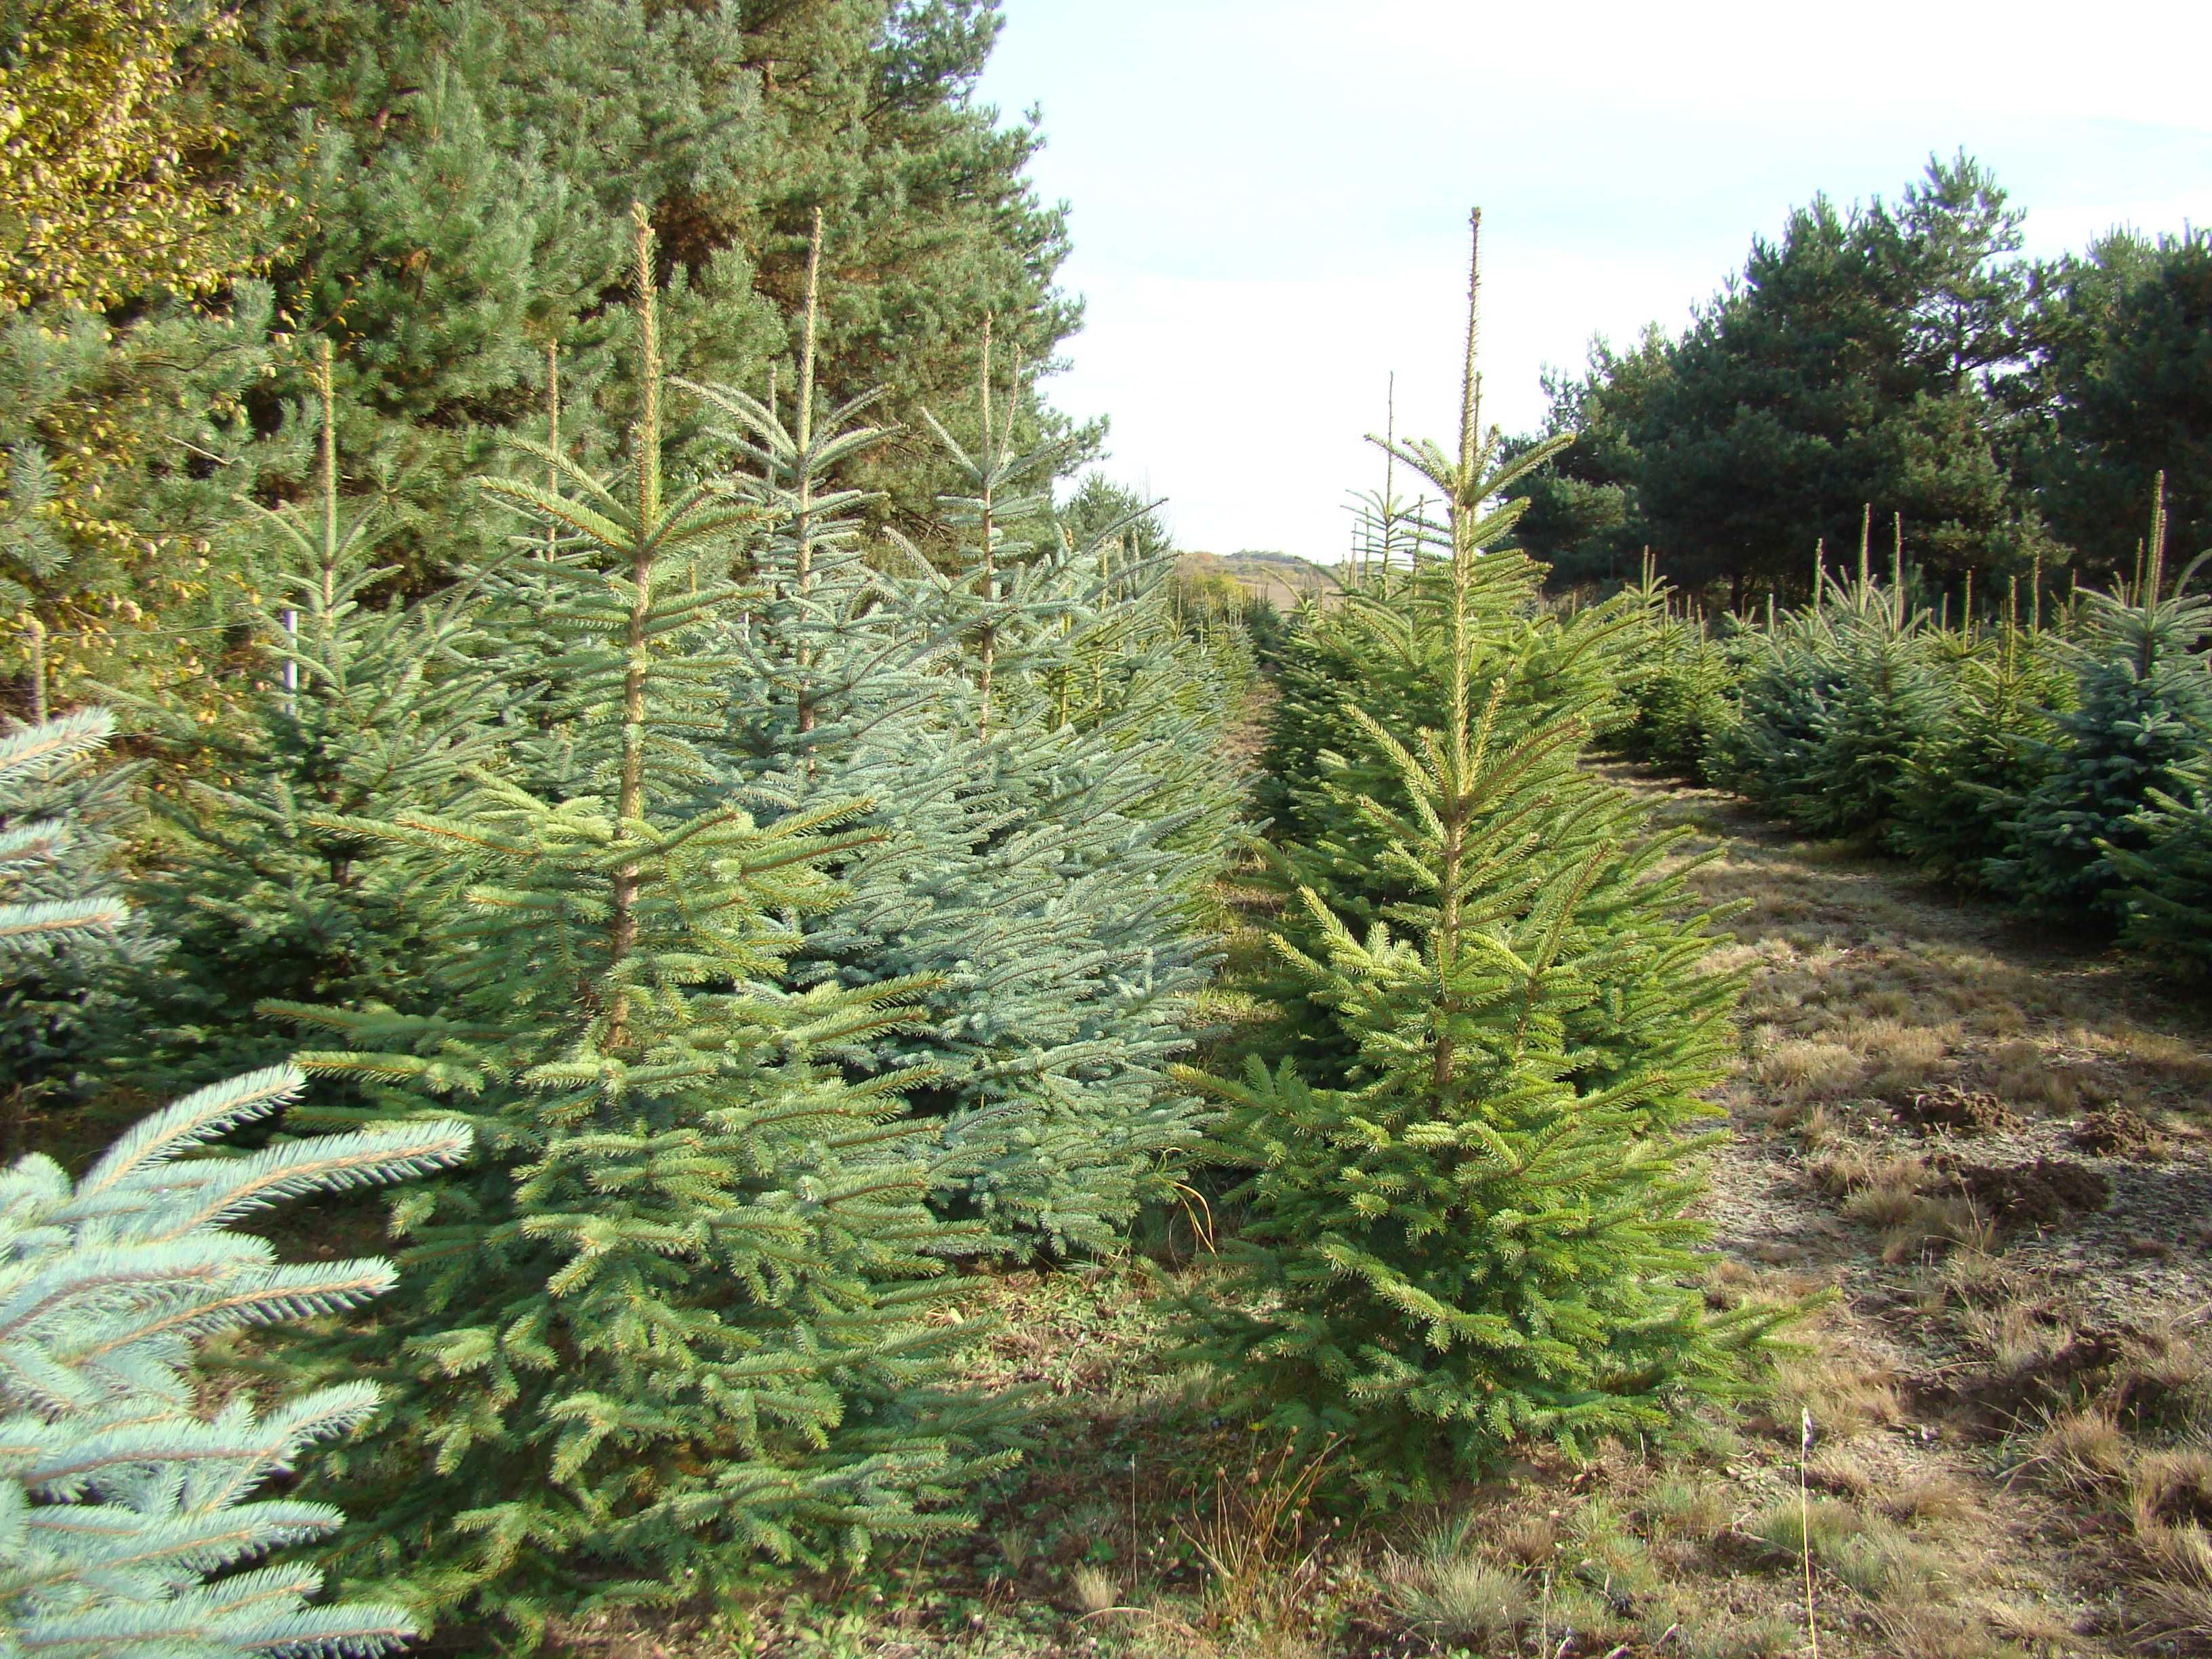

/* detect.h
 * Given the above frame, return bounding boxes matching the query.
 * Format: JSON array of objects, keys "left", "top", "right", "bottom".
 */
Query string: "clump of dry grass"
[
  {"left": 2089, "top": 1021, "right": 2212, "bottom": 1086},
  {"left": 2020, "top": 1397, "right": 2212, "bottom": 1649},
  {"left": 1875, "top": 1602, "right": 2036, "bottom": 1659},
  {"left": 1756, "top": 1498, "right": 1940, "bottom": 1600},
  {"left": 2134, "top": 1511, "right": 2212, "bottom": 1650},
  {"left": 1761, "top": 1347, "right": 1904, "bottom": 1440},
  {"left": 2028, "top": 1406, "right": 2131, "bottom": 1494},
  {"left": 1380, "top": 1517, "right": 1528, "bottom": 1646},
  {"left": 1645, "top": 1475, "right": 1733, "bottom": 1545},
  {"left": 1179, "top": 1438, "right": 1336, "bottom": 1634},
  {"left": 1851, "top": 1015, "right": 1952, "bottom": 1095},
  {"left": 1990, "top": 1038, "right": 2085, "bottom": 1113},
  {"left": 1804, "top": 1444, "right": 1877, "bottom": 1498},
  {"left": 1068, "top": 1564, "right": 1122, "bottom": 1617},
  {"left": 1811, "top": 1145, "right": 1999, "bottom": 1261},
  {"left": 1874, "top": 1470, "right": 1978, "bottom": 1524},
  {"left": 1756, "top": 1038, "right": 1862, "bottom": 1099},
  {"left": 1491, "top": 1511, "right": 1558, "bottom": 1568},
  {"left": 2128, "top": 1454, "right": 2212, "bottom": 1650}
]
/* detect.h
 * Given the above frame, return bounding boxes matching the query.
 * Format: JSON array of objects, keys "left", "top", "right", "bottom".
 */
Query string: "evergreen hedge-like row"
[{"left": 1617, "top": 499, "right": 2212, "bottom": 978}]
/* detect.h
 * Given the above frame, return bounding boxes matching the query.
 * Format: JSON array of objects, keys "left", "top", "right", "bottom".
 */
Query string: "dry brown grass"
[
  {"left": 1761, "top": 1349, "right": 1906, "bottom": 1441},
  {"left": 1756, "top": 1037, "right": 1863, "bottom": 1098},
  {"left": 1803, "top": 1444, "right": 1877, "bottom": 1498},
  {"left": 1490, "top": 1511, "right": 1558, "bottom": 1568},
  {"left": 1809, "top": 1144, "right": 2002, "bottom": 1261},
  {"left": 1873, "top": 1470, "right": 1978, "bottom": 1524},
  {"left": 1990, "top": 1038, "right": 2087, "bottom": 1114},
  {"left": 2028, "top": 1406, "right": 2133, "bottom": 1494},
  {"left": 1598, "top": 769, "right": 2212, "bottom": 1656},
  {"left": 1850, "top": 1015, "right": 1953, "bottom": 1093}
]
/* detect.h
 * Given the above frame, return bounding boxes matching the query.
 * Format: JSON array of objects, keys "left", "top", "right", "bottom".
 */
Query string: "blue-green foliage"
[
  {"left": 687, "top": 321, "right": 1231, "bottom": 1256},
  {"left": 1, "top": 712, "right": 472, "bottom": 1658},
  {"left": 0, "top": 712, "right": 165, "bottom": 1113},
  {"left": 1885, "top": 609, "right": 2072, "bottom": 884},
  {"left": 2111, "top": 754, "right": 2212, "bottom": 975},
  {"left": 1705, "top": 552, "right": 1941, "bottom": 840},
  {"left": 1990, "top": 546, "right": 2212, "bottom": 926},
  {"left": 0, "top": 1067, "right": 470, "bottom": 1659},
  {"left": 0, "top": 712, "right": 128, "bottom": 962}
]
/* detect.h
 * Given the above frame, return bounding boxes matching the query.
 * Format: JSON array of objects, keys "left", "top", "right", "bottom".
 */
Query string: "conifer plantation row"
[
  {"left": 2, "top": 11, "right": 1783, "bottom": 1631},
  {"left": 1609, "top": 498, "right": 2212, "bottom": 981}
]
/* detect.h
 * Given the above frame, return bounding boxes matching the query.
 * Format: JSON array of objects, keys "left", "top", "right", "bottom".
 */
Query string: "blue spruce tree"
[
  {"left": 0, "top": 709, "right": 470, "bottom": 1658},
  {"left": 685, "top": 245, "right": 1235, "bottom": 1256}
]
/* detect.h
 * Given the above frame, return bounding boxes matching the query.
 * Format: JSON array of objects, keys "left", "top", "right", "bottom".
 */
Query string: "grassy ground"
[{"left": 546, "top": 763, "right": 2212, "bottom": 1657}]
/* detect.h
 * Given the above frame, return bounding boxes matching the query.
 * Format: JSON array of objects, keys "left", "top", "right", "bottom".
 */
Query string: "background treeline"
[
  {"left": 1509, "top": 154, "right": 2211, "bottom": 609},
  {"left": 2, "top": 0, "right": 1080, "bottom": 711}
]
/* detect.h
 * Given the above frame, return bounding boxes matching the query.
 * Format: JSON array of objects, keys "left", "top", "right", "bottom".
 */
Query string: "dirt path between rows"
[{"left": 1620, "top": 762, "right": 2212, "bottom": 1657}]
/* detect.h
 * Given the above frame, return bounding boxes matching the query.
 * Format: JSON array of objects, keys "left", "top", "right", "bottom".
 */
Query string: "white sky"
[{"left": 976, "top": 0, "right": 2212, "bottom": 563}]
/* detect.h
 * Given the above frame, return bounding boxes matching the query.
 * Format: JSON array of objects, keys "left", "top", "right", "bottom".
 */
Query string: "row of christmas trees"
[
  {"left": 0, "top": 210, "right": 1775, "bottom": 1652},
  {"left": 1610, "top": 508, "right": 2212, "bottom": 979},
  {"left": 0, "top": 208, "right": 1250, "bottom": 1650}
]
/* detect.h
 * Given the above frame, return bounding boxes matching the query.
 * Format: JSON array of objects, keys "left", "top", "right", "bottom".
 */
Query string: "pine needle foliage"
[
  {"left": 1885, "top": 584, "right": 2073, "bottom": 882},
  {"left": 270, "top": 211, "right": 1000, "bottom": 1643},
  {"left": 1706, "top": 525, "right": 1942, "bottom": 840},
  {"left": 1251, "top": 395, "right": 1719, "bottom": 1111},
  {"left": 121, "top": 342, "right": 510, "bottom": 1090},
  {"left": 1990, "top": 480, "right": 2212, "bottom": 926},
  {"left": 2110, "top": 752, "right": 2212, "bottom": 977},
  {"left": 1190, "top": 216, "right": 1772, "bottom": 1502},
  {"left": 689, "top": 278, "right": 1229, "bottom": 1256},
  {"left": 0, "top": 709, "right": 472, "bottom": 1658},
  {"left": 1606, "top": 554, "right": 1742, "bottom": 779},
  {"left": 0, "top": 705, "right": 162, "bottom": 1130},
  {"left": 0, "top": 710, "right": 127, "bottom": 968}
]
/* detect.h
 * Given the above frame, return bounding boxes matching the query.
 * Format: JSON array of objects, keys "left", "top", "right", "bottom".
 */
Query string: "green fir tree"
[
  {"left": 1990, "top": 480, "right": 2212, "bottom": 926},
  {"left": 0, "top": 700, "right": 163, "bottom": 1139},
  {"left": 271, "top": 211, "right": 1000, "bottom": 1643},
  {"left": 1188, "top": 216, "right": 1769, "bottom": 1499},
  {"left": 2108, "top": 752, "right": 2212, "bottom": 979},
  {"left": 119, "top": 341, "right": 510, "bottom": 1090},
  {"left": 1886, "top": 580, "right": 2072, "bottom": 882}
]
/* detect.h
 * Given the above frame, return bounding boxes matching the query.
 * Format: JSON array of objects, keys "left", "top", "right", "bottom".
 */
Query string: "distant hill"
[{"left": 1178, "top": 549, "right": 1341, "bottom": 609}]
